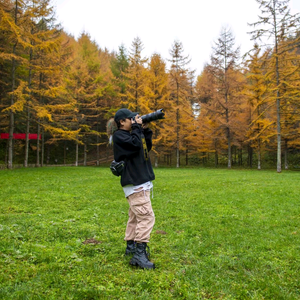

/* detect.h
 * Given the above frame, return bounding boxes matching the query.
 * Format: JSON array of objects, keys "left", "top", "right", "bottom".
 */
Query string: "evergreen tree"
[
  {"left": 0, "top": 0, "right": 29, "bottom": 168},
  {"left": 248, "top": 0, "right": 300, "bottom": 172},
  {"left": 168, "top": 40, "right": 193, "bottom": 168},
  {"left": 110, "top": 44, "right": 129, "bottom": 103},
  {"left": 123, "top": 37, "right": 149, "bottom": 112},
  {"left": 204, "top": 27, "right": 243, "bottom": 169},
  {"left": 22, "top": 0, "right": 62, "bottom": 167},
  {"left": 147, "top": 53, "right": 170, "bottom": 166},
  {"left": 245, "top": 46, "right": 276, "bottom": 169}
]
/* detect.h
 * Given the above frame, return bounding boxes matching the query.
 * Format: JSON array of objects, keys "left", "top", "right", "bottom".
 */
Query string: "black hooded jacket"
[{"left": 113, "top": 123, "right": 155, "bottom": 187}]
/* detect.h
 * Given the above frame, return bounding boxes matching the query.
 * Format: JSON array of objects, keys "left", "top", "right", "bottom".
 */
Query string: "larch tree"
[
  {"left": 195, "top": 66, "right": 220, "bottom": 165},
  {"left": 123, "top": 37, "right": 149, "bottom": 112},
  {"left": 245, "top": 46, "right": 271, "bottom": 169},
  {"left": 146, "top": 53, "right": 170, "bottom": 167},
  {"left": 0, "top": 0, "right": 14, "bottom": 164},
  {"left": 63, "top": 32, "right": 113, "bottom": 166},
  {"left": 204, "top": 26, "right": 242, "bottom": 169},
  {"left": 65, "top": 32, "right": 102, "bottom": 166},
  {"left": 248, "top": 0, "right": 300, "bottom": 172},
  {"left": 0, "top": 0, "right": 29, "bottom": 168},
  {"left": 38, "top": 31, "right": 81, "bottom": 166},
  {"left": 168, "top": 40, "right": 193, "bottom": 168},
  {"left": 94, "top": 47, "right": 115, "bottom": 165},
  {"left": 22, "top": 0, "right": 62, "bottom": 167},
  {"left": 110, "top": 44, "right": 129, "bottom": 106},
  {"left": 276, "top": 43, "right": 300, "bottom": 169}
]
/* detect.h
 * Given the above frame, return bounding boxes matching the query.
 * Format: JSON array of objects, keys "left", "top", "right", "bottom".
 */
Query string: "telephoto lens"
[{"left": 141, "top": 109, "right": 165, "bottom": 123}]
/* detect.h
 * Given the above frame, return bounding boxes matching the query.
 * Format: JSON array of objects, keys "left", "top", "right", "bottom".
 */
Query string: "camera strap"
[{"left": 141, "top": 133, "right": 149, "bottom": 161}]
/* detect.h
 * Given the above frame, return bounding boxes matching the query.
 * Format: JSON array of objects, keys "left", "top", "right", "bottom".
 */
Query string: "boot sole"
[{"left": 130, "top": 259, "right": 155, "bottom": 269}]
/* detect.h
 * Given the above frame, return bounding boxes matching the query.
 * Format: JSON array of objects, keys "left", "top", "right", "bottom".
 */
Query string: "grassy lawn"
[{"left": 0, "top": 167, "right": 299, "bottom": 299}]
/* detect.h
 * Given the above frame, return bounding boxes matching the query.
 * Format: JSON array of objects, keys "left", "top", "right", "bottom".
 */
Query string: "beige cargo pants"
[{"left": 124, "top": 189, "right": 155, "bottom": 243}]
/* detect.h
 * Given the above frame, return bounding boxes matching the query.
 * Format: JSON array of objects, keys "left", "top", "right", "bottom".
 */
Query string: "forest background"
[{"left": 1, "top": 0, "right": 300, "bottom": 172}]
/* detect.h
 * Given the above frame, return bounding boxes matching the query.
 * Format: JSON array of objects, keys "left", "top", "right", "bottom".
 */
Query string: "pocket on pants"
[{"left": 133, "top": 203, "right": 152, "bottom": 216}]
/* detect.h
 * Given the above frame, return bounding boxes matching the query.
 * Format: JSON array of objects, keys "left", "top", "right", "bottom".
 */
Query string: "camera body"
[{"left": 134, "top": 109, "right": 165, "bottom": 123}]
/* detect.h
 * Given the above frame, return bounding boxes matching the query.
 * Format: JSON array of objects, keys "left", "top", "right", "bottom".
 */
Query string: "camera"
[{"left": 134, "top": 109, "right": 165, "bottom": 123}]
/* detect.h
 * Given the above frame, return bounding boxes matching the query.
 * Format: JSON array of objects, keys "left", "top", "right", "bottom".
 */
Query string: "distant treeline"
[{"left": 0, "top": 0, "right": 300, "bottom": 170}]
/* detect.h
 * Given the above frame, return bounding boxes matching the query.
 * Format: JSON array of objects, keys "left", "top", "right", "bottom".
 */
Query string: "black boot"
[
  {"left": 125, "top": 240, "right": 136, "bottom": 256},
  {"left": 130, "top": 242, "right": 155, "bottom": 269}
]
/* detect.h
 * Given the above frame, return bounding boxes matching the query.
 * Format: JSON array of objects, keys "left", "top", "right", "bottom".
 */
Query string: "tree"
[
  {"left": 21, "top": 0, "right": 62, "bottom": 167},
  {"left": 248, "top": 0, "right": 300, "bottom": 172},
  {"left": 146, "top": 53, "right": 170, "bottom": 166},
  {"left": 277, "top": 43, "right": 300, "bottom": 169},
  {"left": 203, "top": 27, "right": 243, "bottom": 168},
  {"left": 0, "top": 0, "right": 29, "bottom": 168},
  {"left": 110, "top": 44, "right": 129, "bottom": 103},
  {"left": 63, "top": 32, "right": 101, "bottom": 165},
  {"left": 245, "top": 46, "right": 269, "bottom": 169},
  {"left": 63, "top": 32, "right": 113, "bottom": 166},
  {"left": 123, "top": 37, "right": 149, "bottom": 112},
  {"left": 195, "top": 67, "right": 221, "bottom": 165},
  {"left": 168, "top": 40, "right": 193, "bottom": 168}
]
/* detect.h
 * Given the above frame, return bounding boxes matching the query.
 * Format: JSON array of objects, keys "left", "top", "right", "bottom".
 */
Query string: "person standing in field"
[{"left": 112, "top": 108, "right": 155, "bottom": 270}]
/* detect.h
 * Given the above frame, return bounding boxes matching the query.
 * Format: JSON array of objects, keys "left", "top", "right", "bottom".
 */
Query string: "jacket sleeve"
[
  {"left": 113, "top": 124, "right": 143, "bottom": 161},
  {"left": 143, "top": 128, "right": 153, "bottom": 152}
]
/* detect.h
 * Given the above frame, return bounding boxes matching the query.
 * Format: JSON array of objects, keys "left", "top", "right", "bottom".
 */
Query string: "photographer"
[{"left": 113, "top": 108, "right": 155, "bottom": 270}]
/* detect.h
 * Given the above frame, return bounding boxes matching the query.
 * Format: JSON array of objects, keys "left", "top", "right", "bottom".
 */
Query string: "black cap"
[{"left": 114, "top": 108, "right": 138, "bottom": 122}]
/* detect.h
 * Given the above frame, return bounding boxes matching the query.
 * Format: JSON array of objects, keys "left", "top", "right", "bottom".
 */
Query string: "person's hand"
[
  {"left": 132, "top": 115, "right": 142, "bottom": 125},
  {"left": 142, "top": 122, "right": 149, "bottom": 129}
]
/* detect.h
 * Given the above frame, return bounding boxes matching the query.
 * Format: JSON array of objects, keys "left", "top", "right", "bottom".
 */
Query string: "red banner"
[{"left": 0, "top": 133, "right": 41, "bottom": 140}]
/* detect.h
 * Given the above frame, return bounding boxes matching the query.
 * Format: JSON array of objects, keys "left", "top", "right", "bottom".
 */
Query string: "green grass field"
[{"left": 0, "top": 167, "right": 299, "bottom": 299}]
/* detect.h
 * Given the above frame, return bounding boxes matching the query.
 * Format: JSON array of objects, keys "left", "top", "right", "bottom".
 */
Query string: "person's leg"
[
  {"left": 132, "top": 200, "right": 155, "bottom": 243},
  {"left": 124, "top": 206, "right": 137, "bottom": 255},
  {"left": 127, "top": 190, "right": 155, "bottom": 269},
  {"left": 125, "top": 206, "right": 137, "bottom": 241}
]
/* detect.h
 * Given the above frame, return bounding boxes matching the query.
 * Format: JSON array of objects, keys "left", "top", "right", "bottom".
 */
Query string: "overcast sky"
[{"left": 53, "top": 0, "right": 300, "bottom": 76}]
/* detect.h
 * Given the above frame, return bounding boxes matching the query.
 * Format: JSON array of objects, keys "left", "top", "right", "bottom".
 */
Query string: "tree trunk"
[
  {"left": 154, "top": 155, "right": 158, "bottom": 168},
  {"left": 284, "top": 139, "right": 288, "bottom": 170},
  {"left": 25, "top": 45, "right": 33, "bottom": 168},
  {"left": 227, "top": 127, "right": 231, "bottom": 168},
  {"left": 64, "top": 141, "right": 67, "bottom": 165},
  {"left": 8, "top": 104, "right": 14, "bottom": 169},
  {"left": 36, "top": 121, "right": 40, "bottom": 167},
  {"left": 7, "top": 1, "right": 19, "bottom": 169},
  {"left": 273, "top": 4, "right": 281, "bottom": 173},
  {"left": 248, "top": 145, "right": 253, "bottom": 168},
  {"left": 75, "top": 140, "right": 79, "bottom": 166},
  {"left": 84, "top": 143, "right": 87, "bottom": 166},
  {"left": 96, "top": 120, "right": 100, "bottom": 166},
  {"left": 37, "top": 73, "right": 43, "bottom": 167},
  {"left": 241, "top": 148, "right": 243, "bottom": 166},
  {"left": 276, "top": 91, "right": 281, "bottom": 173},
  {"left": 96, "top": 139, "right": 100, "bottom": 166},
  {"left": 233, "top": 146, "right": 237, "bottom": 165},
  {"left": 257, "top": 139, "right": 261, "bottom": 170},
  {"left": 185, "top": 143, "right": 188, "bottom": 166},
  {"left": 5, "top": 140, "right": 9, "bottom": 166},
  {"left": 46, "top": 145, "right": 50, "bottom": 164},
  {"left": 24, "top": 107, "right": 30, "bottom": 167},
  {"left": 214, "top": 139, "right": 218, "bottom": 167},
  {"left": 41, "top": 129, "right": 44, "bottom": 167},
  {"left": 215, "top": 151, "right": 218, "bottom": 167},
  {"left": 176, "top": 82, "right": 180, "bottom": 168}
]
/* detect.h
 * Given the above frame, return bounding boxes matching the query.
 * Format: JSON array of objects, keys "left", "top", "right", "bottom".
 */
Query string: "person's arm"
[{"left": 113, "top": 127, "right": 142, "bottom": 161}]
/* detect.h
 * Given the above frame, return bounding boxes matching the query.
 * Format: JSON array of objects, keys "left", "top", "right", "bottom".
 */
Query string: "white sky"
[{"left": 53, "top": 0, "right": 300, "bottom": 76}]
